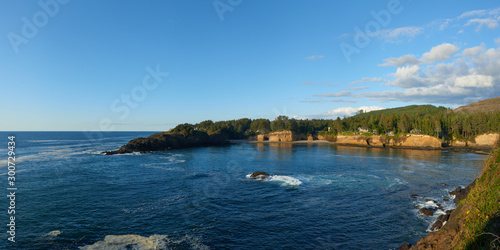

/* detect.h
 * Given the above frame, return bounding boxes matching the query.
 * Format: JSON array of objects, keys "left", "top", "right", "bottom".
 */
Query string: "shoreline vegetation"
[
  {"left": 405, "top": 142, "right": 500, "bottom": 249},
  {"left": 104, "top": 98, "right": 500, "bottom": 155},
  {"left": 102, "top": 98, "right": 500, "bottom": 248}
]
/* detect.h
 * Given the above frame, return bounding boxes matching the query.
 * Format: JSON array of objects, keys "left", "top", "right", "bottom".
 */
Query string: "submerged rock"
[{"left": 419, "top": 207, "right": 434, "bottom": 216}]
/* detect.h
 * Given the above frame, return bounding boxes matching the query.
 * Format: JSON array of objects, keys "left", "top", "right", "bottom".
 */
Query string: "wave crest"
[{"left": 246, "top": 174, "right": 302, "bottom": 186}]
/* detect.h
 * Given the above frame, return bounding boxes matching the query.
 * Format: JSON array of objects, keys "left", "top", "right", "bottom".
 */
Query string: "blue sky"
[{"left": 1, "top": 0, "right": 499, "bottom": 131}]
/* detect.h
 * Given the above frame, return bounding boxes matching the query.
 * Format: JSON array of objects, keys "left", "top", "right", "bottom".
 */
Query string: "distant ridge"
[{"left": 454, "top": 97, "right": 500, "bottom": 113}]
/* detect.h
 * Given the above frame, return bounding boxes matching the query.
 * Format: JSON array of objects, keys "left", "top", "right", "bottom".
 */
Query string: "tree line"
[{"left": 169, "top": 106, "right": 500, "bottom": 141}]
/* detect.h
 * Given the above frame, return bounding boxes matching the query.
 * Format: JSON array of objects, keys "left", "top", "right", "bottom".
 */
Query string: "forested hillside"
[{"left": 168, "top": 98, "right": 500, "bottom": 142}]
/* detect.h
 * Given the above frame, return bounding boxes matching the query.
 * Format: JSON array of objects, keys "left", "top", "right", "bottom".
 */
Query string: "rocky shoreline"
[
  {"left": 103, "top": 131, "right": 229, "bottom": 155},
  {"left": 249, "top": 138, "right": 496, "bottom": 155},
  {"left": 256, "top": 131, "right": 499, "bottom": 152},
  {"left": 397, "top": 181, "right": 477, "bottom": 250}
]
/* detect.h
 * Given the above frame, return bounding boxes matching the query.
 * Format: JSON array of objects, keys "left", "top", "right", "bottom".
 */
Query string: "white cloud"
[
  {"left": 385, "top": 65, "right": 427, "bottom": 88},
  {"left": 301, "top": 81, "right": 314, "bottom": 85},
  {"left": 463, "top": 44, "right": 485, "bottom": 56},
  {"left": 306, "top": 55, "right": 324, "bottom": 60},
  {"left": 379, "top": 55, "right": 420, "bottom": 67},
  {"left": 362, "top": 44, "right": 500, "bottom": 104},
  {"left": 347, "top": 77, "right": 382, "bottom": 85},
  {"left": 378, "top": 26, "right": 423, "bottom": 43},
  {"left": 314, "top": 91, "right": 352, "bottom": 97},
  {"left": 348, "top": 86, "right": 369, "bottom": 90},
  {"left": 380, "top": 43, "right": 459, "bottom": 67},
  {"left": 466, "top": 18, "right": 499, "bottom": 31},
  {"left": 496, "top": 38, "right": 500, "bottom": 46},
  {"left": 329, "top": 99, "right": 357, "bottom": 103},
  {"left": 459, "top": 9, "right": 488, "bottom": 19},
  {"left": 421, "top": 43, "right": 460, "bottom": 62},
  {"left": 455, "top": 75, "right": 494, "bottom": 88},
  {"left": 318, "top": 106, "right": 385, "bottom": 118}
]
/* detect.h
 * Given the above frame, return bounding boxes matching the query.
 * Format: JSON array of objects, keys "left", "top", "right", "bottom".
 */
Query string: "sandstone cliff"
[
  {"left": 257, "top": 131, "right": 306, "bottom": 142},
  {"left": 333, "top": 134, "right": 442, "bottom": 149},
  {"left": 450, "top": 133, "right": 499, "bottom": 148},
  {"left": 468, "top": 133, "right": 500, "bottom": 148},
  {"left": 389, "top": 134, "right": 442, "bottom": 148}
]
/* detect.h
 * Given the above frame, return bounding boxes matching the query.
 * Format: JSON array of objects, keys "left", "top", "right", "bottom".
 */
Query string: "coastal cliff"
[
  {"left": 410, "top": 143, "right": 500, "bottom": 249},
  {"left": 103, "top": 131, "right": 229, "bottom": 155},
  {"left": 323, "top": 134, "right": 443, "bottom": 149},
  {"left": 323, "top": 133, "right": 500, "bottom": 150},
  {"left": 257, "top": 131, "right": 306, "bottom": 142}
]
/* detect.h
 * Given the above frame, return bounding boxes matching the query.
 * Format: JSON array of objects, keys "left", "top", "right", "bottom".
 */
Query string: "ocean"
[{"left": 0, "top": 132, "right": 486, "bottom": 249}]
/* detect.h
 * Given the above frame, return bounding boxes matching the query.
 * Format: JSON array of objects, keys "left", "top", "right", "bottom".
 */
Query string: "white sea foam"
[
  {"left": 43, "top": 230, "right": 61, "bottom": 237},
  {"left": 269, "top": 175, "right": 302, "bottom": 186},
  {"left": 246, "top": 174, "right": 302, "bottom": 186},
  {"left": 79, "top": 234, "right": 209, "bottom": 250},
  {"left": 119, "top": 152, "right": 142, "bottom": 156},
  {"left": 158, "top": 155, "right": 186, "bottom": 164}
]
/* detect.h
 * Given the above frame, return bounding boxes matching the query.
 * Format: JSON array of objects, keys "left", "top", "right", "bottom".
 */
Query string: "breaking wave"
[{"left": 246, "top": 174, "right": 302, "bottom": 186}]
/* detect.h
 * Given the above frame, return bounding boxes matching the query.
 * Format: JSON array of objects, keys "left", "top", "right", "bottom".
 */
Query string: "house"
[{"left": 358, "top": 127, "right": 369, "bottom": 133}]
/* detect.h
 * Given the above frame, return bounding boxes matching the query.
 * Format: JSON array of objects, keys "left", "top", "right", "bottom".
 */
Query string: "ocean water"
[{"left": 0, "top": 132, "right": 486, "bottom": 249}]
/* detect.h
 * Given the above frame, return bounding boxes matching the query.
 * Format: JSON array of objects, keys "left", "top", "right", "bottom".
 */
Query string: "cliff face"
[
  {"left": 468, "top": 133, "right": 500, "bottom": 148},
  {"left": 257, "top": 131, "right": 306, "bottom": 142},
  {"left": 335, "top": 135, "right": 369, "bottom": 146},
  {"left": 450, "top": 133, "right": 499, "bottom": 148},
  {"left": 104, "top": 131, "right": 229, "bottom": 155},
  {"left": 389, "top": 134, "right": 442, "bottom": 148},
  {"left": 334, "top": 134, "right": 442, "bottom": 149}
]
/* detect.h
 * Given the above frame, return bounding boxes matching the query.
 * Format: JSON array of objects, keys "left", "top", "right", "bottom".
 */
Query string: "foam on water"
[
  {"left": 43, "top": 230, "right": 62, "bottom": 238},
  {"left": 158, "top": 154, "right": 186, "bottom": 164},
  {"left": 246, "top": 174, "right": 302, "bottom": 186},
  {"left": 119, "top": 152, "right": 142, "bottom": 156},
  {"left": 79, "top": 234, "right": 209, "bottom": 250},
  {"left": 269, "top": 175, "right": 303, "bottom": 186}
]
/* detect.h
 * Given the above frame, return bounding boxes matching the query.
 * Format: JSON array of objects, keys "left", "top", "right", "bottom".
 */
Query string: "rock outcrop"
[
  {"left": 103, "top": 131, "right": 229, "bottom": 155},
  {"left": 257, "top": 131, "right": 306, "bottom": 142},
  {"left": 468, "top": 133, "right": 500, "bottom": 148},
  {"left": 249, "top": 171, "right": 270, "bottom": 180},
  {"left": 450, "top": 133, "right": 499, "bottom": 148},
  {"left": 335, "top": 135, "right": 369, "bottom": 146},
  {"left": 389, "top": 134, "right": 442, "bottom": 148},
  {"left": 411, "top": 143, "right": 500, "bottom": 249},
  {"left": 419, "top": 207, "right": 434, "bottom": 216},
  {"left": 335, "top": 134, "right": 442, "bottom": 148},
  {"left": 448, "top": 180, "right": 476, "bottom": 205}
]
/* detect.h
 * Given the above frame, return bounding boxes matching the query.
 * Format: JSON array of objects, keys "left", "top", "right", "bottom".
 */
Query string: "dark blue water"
[{"left": 0, "top": 132, "right": 486, "bottom": 249}]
